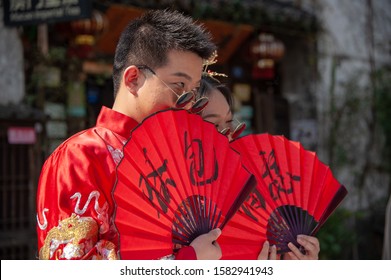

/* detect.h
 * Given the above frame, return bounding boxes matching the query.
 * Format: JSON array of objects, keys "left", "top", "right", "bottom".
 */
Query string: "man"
[{"left": 36, "top": 9, "right": 220, "bottom": 260}]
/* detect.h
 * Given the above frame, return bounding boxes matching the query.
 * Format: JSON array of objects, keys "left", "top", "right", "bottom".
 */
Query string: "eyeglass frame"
[{"left": 220, "top": 118, "right": 246, "bottom": 139}]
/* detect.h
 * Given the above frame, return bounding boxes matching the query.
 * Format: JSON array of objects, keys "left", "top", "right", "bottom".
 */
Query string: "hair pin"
[{"left": 203, "top": 51, "right": 228, "bottom": 79}]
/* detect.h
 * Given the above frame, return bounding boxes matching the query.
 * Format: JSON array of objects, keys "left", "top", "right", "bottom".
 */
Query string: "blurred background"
[{"left": 0, "top": 0, "right": 390, "bottom": 260}]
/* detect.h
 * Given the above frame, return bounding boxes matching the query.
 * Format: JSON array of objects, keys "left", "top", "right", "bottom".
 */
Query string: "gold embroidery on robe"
[
  {"left": 39, "top": 214, "right": 99, "bottom": 260},
  {"left": 94, "top": 240, "right": 118, "bottom": 260}
]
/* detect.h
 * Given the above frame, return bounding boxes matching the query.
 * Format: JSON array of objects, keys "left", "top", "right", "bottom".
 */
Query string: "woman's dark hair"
[
  {"left": 112, "top": 9, "right": 216, "bottom": 96},
  {"left": 199, "top": 74, "right": 233, "bottom": 110}
]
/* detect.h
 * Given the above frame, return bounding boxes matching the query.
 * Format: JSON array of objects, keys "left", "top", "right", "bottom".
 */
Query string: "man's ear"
[{"left": 123, "top": 66, "right": 142, "bottom": 95}]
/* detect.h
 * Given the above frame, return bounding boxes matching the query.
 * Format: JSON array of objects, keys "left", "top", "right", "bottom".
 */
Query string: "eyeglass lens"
[
  {"left": 220, "top": 119, "right": 246, "bottom": 139},
  {"left": 175, "top": 91, "right": 195, "bottom": 108},
  {"left": 189, "top": 97, "right": 209, "bottom": 114},
  {"left": 231, "top": 121, "right": 246, "bottom": 139}
]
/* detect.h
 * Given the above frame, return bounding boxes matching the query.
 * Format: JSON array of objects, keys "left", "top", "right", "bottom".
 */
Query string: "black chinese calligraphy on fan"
[
  {"left": 240, "top": 149, "right": 301, "bottom": 222},
  {"left": 184, "top": 131, "right": 218, "bottom": 186},
  {"left": 260, "top": 149, "right": 300, "bottom": 200},
  {"left": 240, "top": 189, "right": 266, "bottom": 222},
  {"left": 138, "top": 148, "right": 177, "bottom": 215}
]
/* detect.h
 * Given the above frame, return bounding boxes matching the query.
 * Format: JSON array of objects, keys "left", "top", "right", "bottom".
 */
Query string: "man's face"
[{"left": 136, "top": 50, "right": 204, "bottom": 121}]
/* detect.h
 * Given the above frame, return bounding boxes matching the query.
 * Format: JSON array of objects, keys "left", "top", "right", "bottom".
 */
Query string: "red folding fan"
[
  {"left": 219, "top": 133, "right": 348, "bottom": 259},
  {"left": 113, "top": 109, "right": 256, "bottom": 259}
]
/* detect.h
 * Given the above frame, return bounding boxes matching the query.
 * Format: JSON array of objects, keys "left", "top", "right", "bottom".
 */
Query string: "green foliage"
[
  {"left": 317, "top": 208, "right": 356, "bottom": 259},
  {"left": 324, "top": 64, "right": 391, "bottom": 259},
  {"left": 122, "top": 0, "right": 319, "bottom": 34},
  {"left": 374, "top": 67, "right": 391, "bottom": 173}
]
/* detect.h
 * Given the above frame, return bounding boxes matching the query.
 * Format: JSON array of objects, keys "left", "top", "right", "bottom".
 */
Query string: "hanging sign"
[
  {"left": 3, "top": 0, "right": 92, "bottom": 27},
  {"left": 7, "top": 127, "right": 36, "bottom": 144}
]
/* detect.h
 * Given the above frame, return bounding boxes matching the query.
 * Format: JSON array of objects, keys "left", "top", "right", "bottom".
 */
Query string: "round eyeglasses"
[
  {"left": 220, "top": 119, "right": 246, "bottom": 139},
  {"left": 136, "top": 65, "right": 209, "bottom": 114}
]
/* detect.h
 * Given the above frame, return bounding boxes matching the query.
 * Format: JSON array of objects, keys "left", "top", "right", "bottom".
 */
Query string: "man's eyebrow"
[
  {"left": 170, "top": 71, "right": 192, "bottom": 81},
  {"left": 169, "top": 71, "right": 201, "bottom": 89}
]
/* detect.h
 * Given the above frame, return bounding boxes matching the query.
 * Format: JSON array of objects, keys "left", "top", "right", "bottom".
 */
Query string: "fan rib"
[
  {"left": 220, "top": 175, "right": 257, "bottom": 229},
  {"left": 311, "top": 184, "right": 348, "bottom": 235},
  {"left": 174, "top": 204, "right": 196, "bottom": 238}
]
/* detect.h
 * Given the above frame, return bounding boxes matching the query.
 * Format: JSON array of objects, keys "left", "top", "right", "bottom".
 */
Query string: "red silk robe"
[{"left": 36, "top": 106, "right": 196, "bottom": 260}]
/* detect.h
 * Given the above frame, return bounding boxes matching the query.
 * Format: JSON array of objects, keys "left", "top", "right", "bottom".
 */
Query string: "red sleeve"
[
  {"left": 36, "top": 137, "right": 115, "bottom": 259},
  {"left": 175, "top": 246, "right": 197, "bottom": 260}
]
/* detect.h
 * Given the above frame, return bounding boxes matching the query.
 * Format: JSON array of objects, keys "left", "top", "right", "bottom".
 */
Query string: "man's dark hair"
[{"left": 112, "top": 9, "right": 216, "bottom": 96}]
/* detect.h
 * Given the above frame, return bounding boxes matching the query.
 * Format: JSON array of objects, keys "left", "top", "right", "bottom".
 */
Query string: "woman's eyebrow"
[{"left": 202, "top": 113, "right": 220, "bottom": 119}]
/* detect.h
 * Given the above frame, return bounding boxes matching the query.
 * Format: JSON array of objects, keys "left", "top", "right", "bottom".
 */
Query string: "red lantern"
[
  {"left": 70, "top": 10, "right": 109, "bottom": 36},
  {"left": 252, "top": 59, "right": 275, "bottom": 80},
  {"left": 250, "top": 33, "right": 285, "bottom": 79},
  {"left": 66, "top": 10, "right": 109, "bottom": 59}
]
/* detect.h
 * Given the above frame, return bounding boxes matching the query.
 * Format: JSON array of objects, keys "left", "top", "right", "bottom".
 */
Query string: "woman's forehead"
[{"left": 203, "top": 89, "right": 232, "bottom": 119}]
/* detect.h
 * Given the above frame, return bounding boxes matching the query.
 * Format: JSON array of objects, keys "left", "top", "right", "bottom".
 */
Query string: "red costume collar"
[{"left": 96, "top": 106, "right": 138, "bottom": 139}]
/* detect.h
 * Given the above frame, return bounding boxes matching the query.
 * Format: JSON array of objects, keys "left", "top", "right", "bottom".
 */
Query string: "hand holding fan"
[
  {"left": 113, "top": 109, "right": 256, "bottom": 259},
  {"left": 219, "top": 133, "right": 348, "bottom": 259}
]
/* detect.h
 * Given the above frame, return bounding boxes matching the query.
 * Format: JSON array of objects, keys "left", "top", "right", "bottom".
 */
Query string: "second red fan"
[{"left": 220, "top": 133, "right": 348, "bottom": 259}]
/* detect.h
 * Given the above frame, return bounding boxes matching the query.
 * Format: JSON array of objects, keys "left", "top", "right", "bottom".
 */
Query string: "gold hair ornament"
[{"left": 203, "top": 51, "right": 228, "bottom": 79}]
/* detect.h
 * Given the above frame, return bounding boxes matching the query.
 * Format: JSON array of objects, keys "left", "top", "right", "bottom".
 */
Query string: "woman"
[
  {"left": 198, "top": 74, "right": 246, "bottom": 141},
  {"left": 199, "top": 74, "right": 320, "bottom": 260}
]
